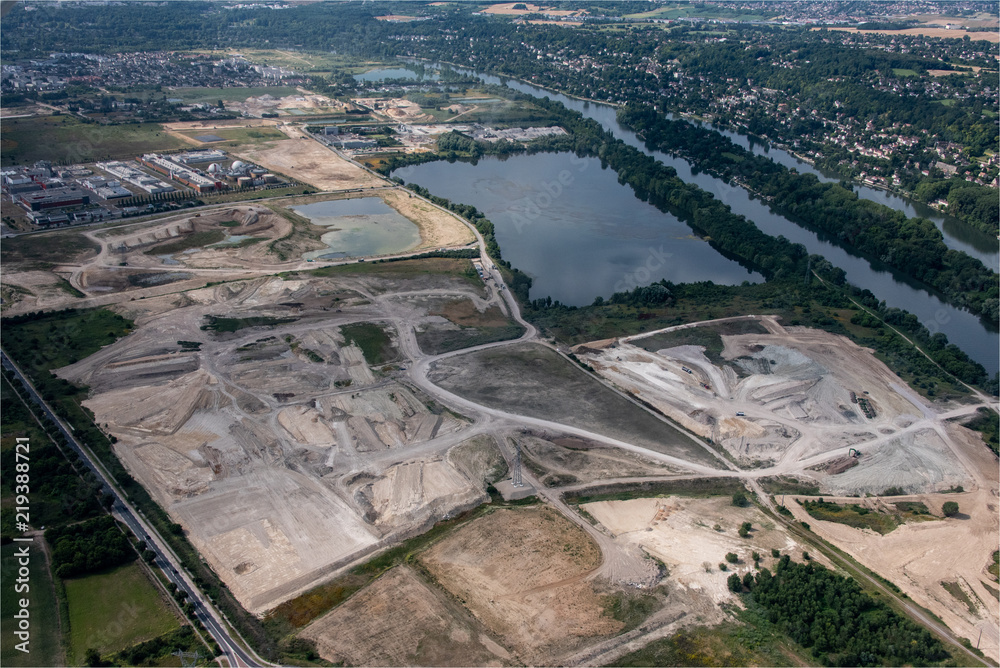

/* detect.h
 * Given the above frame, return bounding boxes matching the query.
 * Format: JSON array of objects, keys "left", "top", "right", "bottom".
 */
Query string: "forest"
[
  {"left": 914, "top": 178, "right": 1000, "bottom": 235},
  {"left": 738, "top": 558, "right": 950, "bottom": 667},
  {"left": 46, "top": 516, "right": 136, "bottom": 579}
]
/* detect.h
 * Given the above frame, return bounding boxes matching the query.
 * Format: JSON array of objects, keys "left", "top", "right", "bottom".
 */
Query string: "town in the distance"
[{"left": 0, "top": 2, "right": 997, "bottom": 667}]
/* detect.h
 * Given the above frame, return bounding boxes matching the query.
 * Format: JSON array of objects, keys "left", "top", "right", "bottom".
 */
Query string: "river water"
[{"left": 393, "top": 63, "right": 998, "bottom": 373}]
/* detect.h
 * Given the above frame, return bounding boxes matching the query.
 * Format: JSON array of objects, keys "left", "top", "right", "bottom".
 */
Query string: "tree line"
[
  {"left": 733, "top": 557, "right": 950, "bottom": 666},
  {"left": 618, "top": 105, "right": 999, "bottom": 324}
]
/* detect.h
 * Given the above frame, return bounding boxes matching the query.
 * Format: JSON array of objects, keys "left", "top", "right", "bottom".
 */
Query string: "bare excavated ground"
[
  {"left": 410, "top": 295, "right": 524, "bottom": 355},
  {"left": 518, "top": 432, "right": 679, "bottom": 488},
  {"left": 420, "top": 505, "right": 626, "bottom": 665},
  {"left": 52, "top": 266, "right": 501, "bottom": 614},
  {"left": 428, "top": 343, "right": 723, "bottom": 469},
  {"left": 584, "top": 495, "right": 834, "bottom": 609},
  {"left": 301, "top": 565, "right": 509, "bottom": 667},
  {"left": 580, "top": 317, "right": 980, "bottom": 494},
  {"left": 229, "top": 126, "right": 384, "bottom": 190}
]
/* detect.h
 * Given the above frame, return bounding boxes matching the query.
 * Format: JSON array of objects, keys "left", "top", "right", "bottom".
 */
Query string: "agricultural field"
[
  {"left": 224, "top": 124, "right": 384, "bottom": 190},
  {"left": 64, "top": 562, "right": 181, "bottom": 664},
  {"left": 301, "top": 565, "right": 507, "bottom": 666},
  {"left": 176, "top": 126, "right": 288, "bottom": 147},
  {"left": 0, "top": 116, "right": 185, "bottom": 166}
]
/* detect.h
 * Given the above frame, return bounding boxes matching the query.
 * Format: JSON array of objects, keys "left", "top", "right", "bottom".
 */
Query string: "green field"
[
  {"left": 202, "top": 315, "right": 298, "bottom": 333},
  {"left": 310, "top": 257, "right": 481, "bottom": 285},
  {"left": 892, "top": 68, "right": 920, "bottom": 77},
  {"left": 0, "top": 116, "right": 185, "bottom": 166},
  {"left": 2, "top": 309, "right": 133, "bottom": 374},
  {"left": 1, "top": 542, "right": 64, "bottom": 668},
  {"left": 800, "top": 498, "right": 936, "bottom": 535},
  {"left": 615, "top": 612, "right": 802, "bottom": 666},
  {"left": 1, "top": 232, "right": 101, "bottom": 269},
  {"left": 64, "top": 562, "right": 180, "bottom": 664},
  {"left": 178, "top": 126, "right": 288, "bottom": 146},
  {"left": 166, "top": 86, "right": 302, "bottom": 104}
]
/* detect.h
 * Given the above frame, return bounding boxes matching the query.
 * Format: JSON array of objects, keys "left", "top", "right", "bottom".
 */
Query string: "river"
[
  {"left": 689, "top": 118, "right": 999, "bottom": 267},
  {"left": 393, "top": 63, "right": 998, "bottom": 373}
]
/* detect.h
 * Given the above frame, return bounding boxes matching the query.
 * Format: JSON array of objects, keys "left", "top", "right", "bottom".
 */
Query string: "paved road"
[{"left": 1, "top": 352, "right": 267, "bottom": 668}]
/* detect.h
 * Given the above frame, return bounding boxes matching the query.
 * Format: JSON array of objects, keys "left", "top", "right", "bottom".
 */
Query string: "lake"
[{"left": 398, "top": 153, "right": 762, "bottom": 304}]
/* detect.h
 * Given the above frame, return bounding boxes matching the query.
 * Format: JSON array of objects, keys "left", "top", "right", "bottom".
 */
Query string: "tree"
[
  {"left": 738, "top": 521, "right": 752, "bottom": 538},
  {"left": 727, "top": 573, "right": 742, "bottom": 592},
  {"left": 942, "top": 501, "right": 959, "bottom": 517},
  {"left": 725, "top": 552, "right": 739, "bottom": 564},
  {"left": 731, "top": 491, "right": 749, "bottom": 507}
]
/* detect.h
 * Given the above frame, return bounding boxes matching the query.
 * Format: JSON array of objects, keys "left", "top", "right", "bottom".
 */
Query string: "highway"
[{"left": 1, "top": 351, "right": 266, "bottom": 668}]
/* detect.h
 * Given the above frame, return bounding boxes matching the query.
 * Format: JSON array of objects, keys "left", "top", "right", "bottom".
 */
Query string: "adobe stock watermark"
[
  {"left": 922, "top": 309, "right": 952, "bottom": 337},
  {"left": 509, "top": 154, "right": 589, "bottom": 234},
  {"left": 613, "top": 245, "right": 674, "bottom": 294},
  {"left": 10, "top": 436, "right": 32, "bottom": 655}
]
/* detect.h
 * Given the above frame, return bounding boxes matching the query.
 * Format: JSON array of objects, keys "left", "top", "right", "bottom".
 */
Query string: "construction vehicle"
[{"left": 849, "top": 448, "right": 861, "bottom": 458}]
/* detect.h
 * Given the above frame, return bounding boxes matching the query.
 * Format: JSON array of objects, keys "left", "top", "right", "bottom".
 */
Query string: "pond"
[{"left": 292, "top": 198, "right": 420, "bottom": 261}]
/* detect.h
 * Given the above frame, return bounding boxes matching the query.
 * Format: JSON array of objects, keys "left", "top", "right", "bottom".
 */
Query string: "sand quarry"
[
  {"left": 1, "top": 189, "right": 474, "bottom": 317},
  {"left": 578, "top": 316, "right": 979, "bottom": 494},
  {"left": 585, "top": 495, "right": 833, "bottom": 605},
  {"left": 574, "top": 315, "right": 1000, "bottom": 662},
  {"left": 9, "top": 188, "right": 999, "bottom": 663},
  {"left": 54, "top": 268, "right": 508, "bottom": 613}
]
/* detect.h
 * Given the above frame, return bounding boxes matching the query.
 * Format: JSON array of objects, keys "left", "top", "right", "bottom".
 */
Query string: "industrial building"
[
  {"left": 138, "top": 153, "right": 221, "bottom": 193},
  {"left": 82, "top": 177, "right": 132, "bottom": 199},
  {"left": 97, "top": 161, "right": 175, "bottom": 194},
  {"left": 173, "top": 149, "right": 228, "bottom": 164},
  {"left": 16, "top": 189, "right": 91, "bottom": 211}
]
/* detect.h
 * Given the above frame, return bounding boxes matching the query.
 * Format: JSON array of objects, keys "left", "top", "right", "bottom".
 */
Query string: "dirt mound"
[
  {"left": 362, "top": 459, "right": 485, "bottom": 528},
  {"left": 84, "top": 368, "right": 214, "bottom": 435}
]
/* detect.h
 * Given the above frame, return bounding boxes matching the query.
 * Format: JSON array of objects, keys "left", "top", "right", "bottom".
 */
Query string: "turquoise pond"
[{"left": 292, "top": 198, "right": 420, "bottom": 260}]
